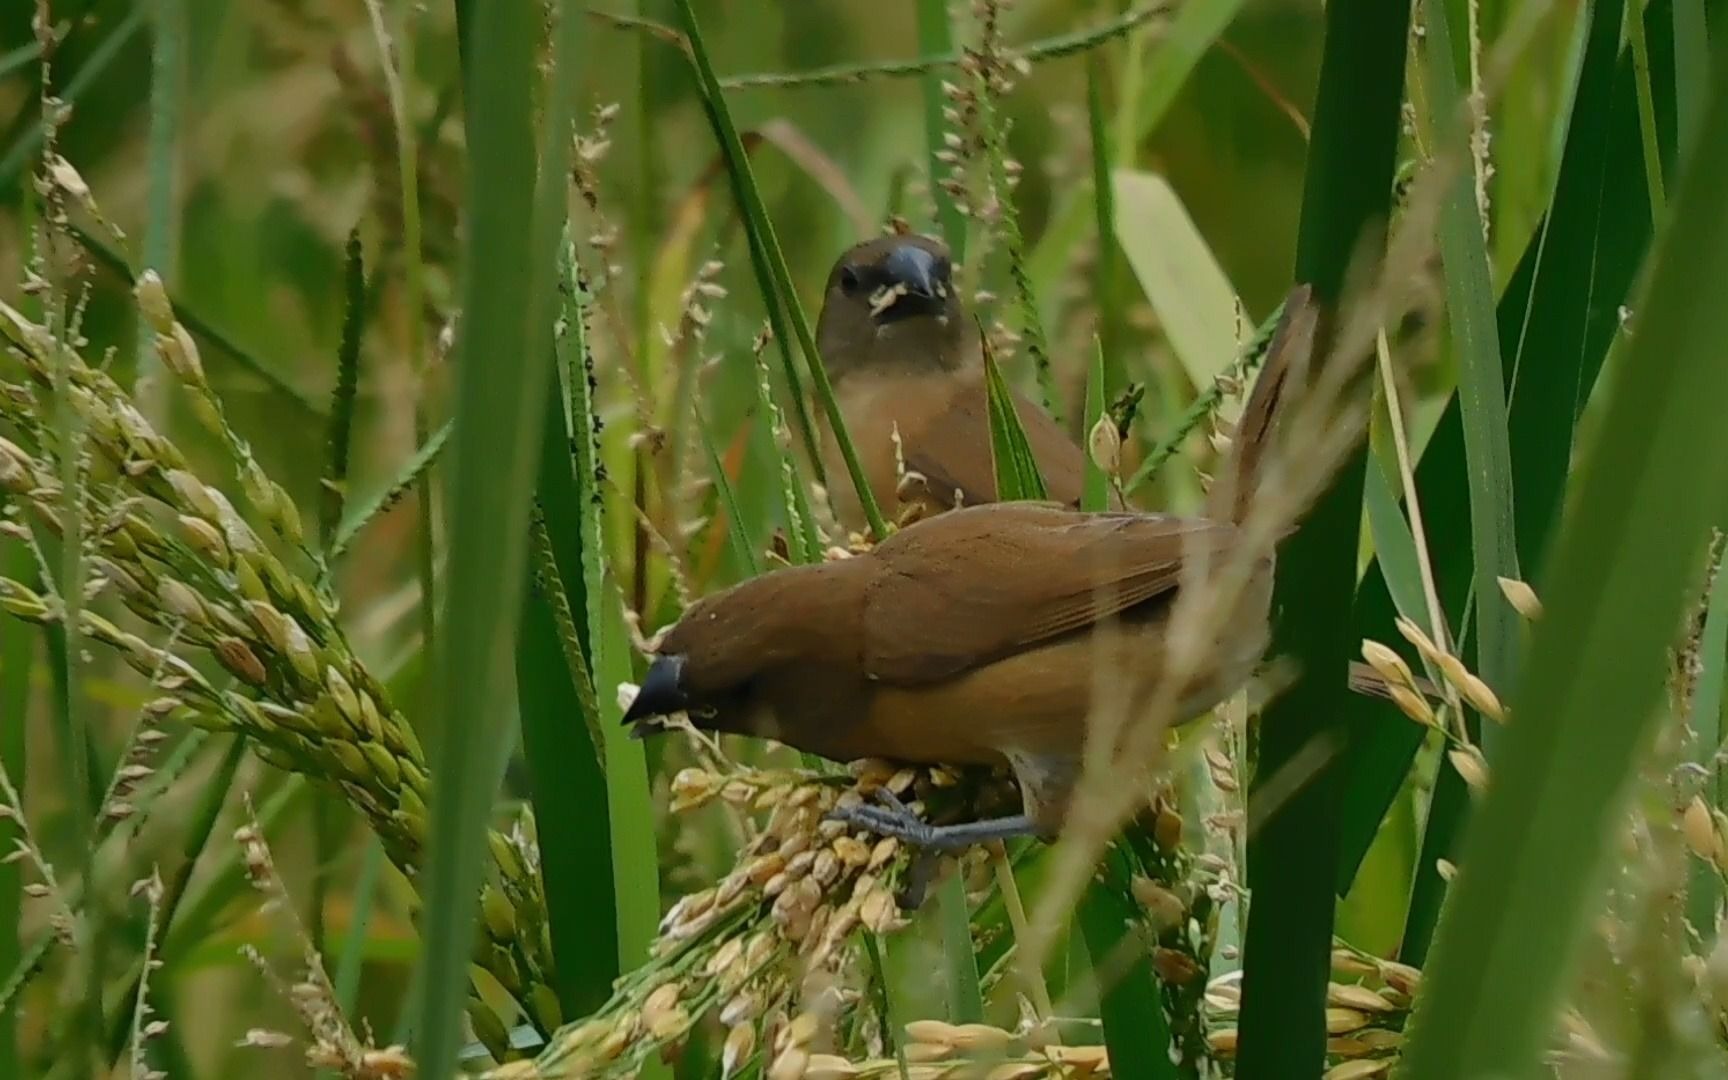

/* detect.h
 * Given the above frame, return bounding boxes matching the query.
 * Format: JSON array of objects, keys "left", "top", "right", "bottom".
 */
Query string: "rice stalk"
[{"left": 0, "top": 290, "right": 557, "bottom": 1050}]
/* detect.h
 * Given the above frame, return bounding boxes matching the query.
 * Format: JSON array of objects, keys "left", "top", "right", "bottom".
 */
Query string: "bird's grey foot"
[{"left": 826, "top": 790, "right": 1040, "bottom": 852}]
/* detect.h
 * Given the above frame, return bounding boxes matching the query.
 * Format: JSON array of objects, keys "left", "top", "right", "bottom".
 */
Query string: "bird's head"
[{"left": 815, "top": 234, "right": 970, "bottom": 381}]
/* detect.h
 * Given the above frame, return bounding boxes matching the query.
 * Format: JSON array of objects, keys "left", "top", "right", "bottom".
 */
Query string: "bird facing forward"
[
  {"left": 620, "top": 281, "right": 1319, "bottom": 852},
  {"left": 811, "top": 233, "right": 1112, "bottom": 529}
]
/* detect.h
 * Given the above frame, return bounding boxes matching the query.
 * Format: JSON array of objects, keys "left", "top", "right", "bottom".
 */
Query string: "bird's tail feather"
[{"left": 1208, "top": 284, "right": 1319, "bottom": 526}]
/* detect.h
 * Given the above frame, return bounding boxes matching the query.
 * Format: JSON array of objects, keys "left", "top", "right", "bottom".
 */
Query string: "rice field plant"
[{"left": 0, "top": 1, "right": 1725, "bottom": 1078}]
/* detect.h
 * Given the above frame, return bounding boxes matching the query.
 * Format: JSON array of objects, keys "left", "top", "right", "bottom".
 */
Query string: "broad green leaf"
[
  {"left": 1401, "top": 39, "right": 1728, "bottom": 1075},
  {"left": 1237, "top": 1, "right": 1410, "bottom": 1075},
  {"left": 1027, "top": 0, "right": 1251, "bottom": 336},
  {"left": 516, "top": 365, "right": 617, "bottom": 1018},
  {"left": 1111, "top": 169, "right": 1240, "bottom": 391},
  {"left": 1079, "top": 847, "right": 1178, "bottom": 1080},
  {"left": 1336, "top": 0, "right": 1678, "bottom": 920}
]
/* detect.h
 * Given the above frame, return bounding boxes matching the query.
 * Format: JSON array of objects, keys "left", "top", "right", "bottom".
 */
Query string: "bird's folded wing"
[
  {"left": 863, "top": 504, "right": 1241, "bottom": 683},
  {"left": 903, "top": 373, "right": 1091, "bottom": 510}
]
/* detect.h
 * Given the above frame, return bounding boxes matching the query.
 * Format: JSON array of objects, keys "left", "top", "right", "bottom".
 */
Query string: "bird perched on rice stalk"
[{"left": 621, "top": 262, "right": 1322, "bottom": 853}]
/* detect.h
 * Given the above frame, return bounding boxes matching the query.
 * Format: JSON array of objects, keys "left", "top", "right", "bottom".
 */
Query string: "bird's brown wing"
[
  {"left": 862, "top": 502, "right": 1241, "bottom": 684},
  {"left": 902, "top": 370, "right": 1094, "bottom": 510}
]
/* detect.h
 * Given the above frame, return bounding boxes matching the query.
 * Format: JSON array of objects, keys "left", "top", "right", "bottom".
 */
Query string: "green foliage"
[
  {"left": 411, "top": 0, "right": 554, "bottom": 1072},
  {"left": 8, "top": 1, "right": 1728, "bottom": 1077},
  {"left": 1237, "top": 2, "right": 1410, "bottom": 1077},
  {"left": 1402, "top": 31, "right": 1728, "bottom": 1075}
]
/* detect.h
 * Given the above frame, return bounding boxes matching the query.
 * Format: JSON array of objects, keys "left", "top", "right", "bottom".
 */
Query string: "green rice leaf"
[
  {"left": 1235, "top": 0, "right": 1410, "bottom": 1074},
  {"left": 1336, "top": 0, "right": 1678, "bottom": 920},
  {"left": 411, "top": 0, "right": 556, "bottom": 1070},
  {"left": 1079, "top": 846, "right": 1177, "bottom": 1080},
  {"left": 1401, "top": 40, "right": 1728, "bottom": 1074},
  {"left": 983, "top": 335, "right": 1049, "bottom": 502}
]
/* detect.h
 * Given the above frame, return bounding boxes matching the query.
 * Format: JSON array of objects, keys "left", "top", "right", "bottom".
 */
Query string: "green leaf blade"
[
  {"left": 1401, "top": 36, "right": 1728, "bottom": 1075},
  {"left": 1237, "top": 0, "right": 1411, "bottom": 1075},
  {"left": 411, "top": 0, "right": 557, "bottom": 1071},
  {"left": 983, "top": 339, "right": 1050, "bottom": 503}
]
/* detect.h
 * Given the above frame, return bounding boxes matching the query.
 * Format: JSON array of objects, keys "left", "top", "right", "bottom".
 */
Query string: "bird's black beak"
[
  {"left": 882, "top": 243, "right": 942, "bottom": 300},
  {"left": 623, "top": 654, "right": 687, "bottom": 733}
]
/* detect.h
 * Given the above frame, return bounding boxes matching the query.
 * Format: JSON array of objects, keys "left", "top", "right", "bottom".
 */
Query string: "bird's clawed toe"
[{"left": 824, "top": 796, "right": 938, "bottom": 847}]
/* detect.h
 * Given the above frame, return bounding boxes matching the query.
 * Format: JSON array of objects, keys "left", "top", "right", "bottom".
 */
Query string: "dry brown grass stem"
[{"left": 1373, "top": 326, "right": 1466, "bottom": 730}]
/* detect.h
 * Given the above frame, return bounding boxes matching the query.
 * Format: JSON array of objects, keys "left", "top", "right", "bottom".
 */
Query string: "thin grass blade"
[
  {"left": 751, "top": 341, "right": 825, "bottom": 565},
  {"left": 134, "top": 0, "right": 183, "bottom": 405},
  {"left": 1027, "top": 0, "right": 1249, "bottom": 330},
  {"left": 68, "top": 224, "right": 321, "bottom": 414},
  {"left": 0, "top": 8, "right": 146, "bottom": 185},
  {"left": 329, "top": 420, "right": 451, "bottom": 562},
  {"left": 1423, "top": 0, "right": 1521, "bottom": 702},
  {"left": 697, "top": 407, "right": 763, "bottom": 577},
  {"left": 983, "top": 335, "right": 1049, "bottom": 502},
  {"left": 1086, "top": 54, "right": 1123, "bottom": 399},
  {"left": 104, "top": 736, "right": 249, "bottom": 1065},
  {"left": 1111, "top": 169, "right": 1239, "bottom": 391}
]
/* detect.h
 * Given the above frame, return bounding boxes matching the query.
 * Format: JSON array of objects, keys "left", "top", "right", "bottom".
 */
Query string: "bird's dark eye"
[{"left": 838, "top": 265, "right": 863, "bottom": 295}]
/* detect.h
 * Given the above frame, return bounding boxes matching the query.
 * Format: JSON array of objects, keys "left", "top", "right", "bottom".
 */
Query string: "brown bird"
[
  {"left": 812, "top": 239, "right": 1411, "bottom": 704},
  {"left": 621, "top": 286, "right": 1320, "bottom": 851},
  {"left": 811, "top": 233, "right": 1109, "bottom": 529}
]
